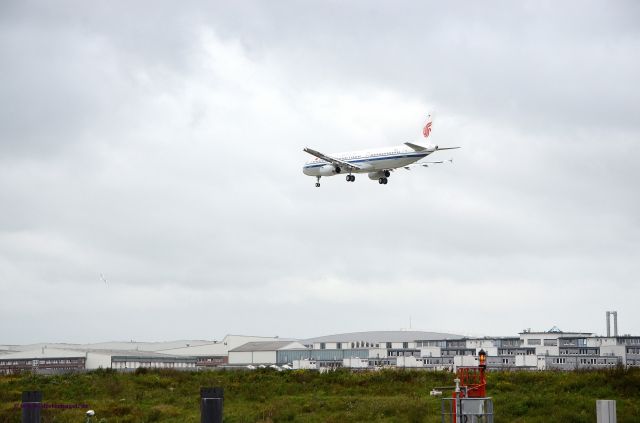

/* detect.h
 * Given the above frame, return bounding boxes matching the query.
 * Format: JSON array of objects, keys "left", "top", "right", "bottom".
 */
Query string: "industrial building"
[
  {"left": 219, "top": 324, "right": 639, "bottom": 372},
  {"left": 157, "top": 334, "right": 284, "bottom": 368},
  {"left": 228, "top": 341, "right": 307, "bottom": 365},
  {"left": 2, "top": 313, "right": 638, "bottom": 374},
  {"left": 0, "top": 334, "right": 280, "bottom": 374},
  {"left": 0, "top": 348, "right": 86, "bottom": 375},
  {"left": 0, "top": 347, "right": 197, "bottom": 375}
]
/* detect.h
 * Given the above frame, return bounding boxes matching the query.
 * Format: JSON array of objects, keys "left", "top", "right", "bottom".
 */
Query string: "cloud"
[{"left": 0, "top": 1, "right": 639, "bottom": 343}]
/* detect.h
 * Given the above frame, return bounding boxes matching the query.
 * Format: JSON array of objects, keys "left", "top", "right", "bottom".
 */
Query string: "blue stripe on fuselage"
[{"left": 303, "top": 152, "right": 430, "bottom": 169}]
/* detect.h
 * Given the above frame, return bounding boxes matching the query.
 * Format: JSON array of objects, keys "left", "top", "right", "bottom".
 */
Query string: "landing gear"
[
  {"left": 384, "top": 170, "right": 391, "bottom": 177},
  {"left": 378, "top": 177, "right": 388, "bottom": 185},
  {"left": 346, "top": 174, "right": 355, "bottom": 182},
  {"left": 315, "top": 176, "right": 321, "bottom": 188}
]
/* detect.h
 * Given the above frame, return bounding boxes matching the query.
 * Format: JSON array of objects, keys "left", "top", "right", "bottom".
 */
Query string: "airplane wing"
[{"left": 303, "top": 147, "right": 362, "bottom": 170}]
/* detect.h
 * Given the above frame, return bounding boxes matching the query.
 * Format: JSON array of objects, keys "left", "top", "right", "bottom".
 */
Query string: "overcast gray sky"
[{"left": 1, "top": 1, "right": 639, "bottom": 343}]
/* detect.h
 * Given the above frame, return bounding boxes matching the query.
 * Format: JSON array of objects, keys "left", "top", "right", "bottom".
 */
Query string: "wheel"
[
  {"left": 315, "top": 183, "right": 320, "bottom": 187},
  {"left": 379, "top": 178, "right": 384, "bottom": 184},
  {"left": 346, "top": 175, "right": 350, "bottom": 182},
  {"left": 351, "top": 175, "right": 356, "bottom": 182},
  {"left": 384, "top": 170, "right": 390, "bottom": 177},
  {"left": 383, "top": 178, "right": 388, "bottom": 184}
]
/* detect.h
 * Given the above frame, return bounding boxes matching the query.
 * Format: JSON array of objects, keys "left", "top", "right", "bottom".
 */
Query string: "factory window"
[
  {"left": 386, "top": 342, "right": 392, "bottom": 349},
  {"left": 528, "top": 339, "right": 541, "bottom": 345},
  {"left": 502, "top": 358, "right": 509, "bottom": 364},
  {"left": 543, "top": 339, "right": 558, "bottom": 346},
  {"left": 336, "top": 343, "right": 342, "bottom": 350},
  {"left": 403, "top": 342, "right": 409, "bottom": 349},
  {"left": 320, "top": 343, "right": 325, "bottom": 350}
]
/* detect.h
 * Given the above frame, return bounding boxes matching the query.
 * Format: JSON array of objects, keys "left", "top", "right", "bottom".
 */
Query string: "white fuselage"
[{"left": 302, "top": 145, "right": 435, "bottom": 177}]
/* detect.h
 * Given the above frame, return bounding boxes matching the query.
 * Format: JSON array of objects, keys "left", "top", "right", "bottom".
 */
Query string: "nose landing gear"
[
  {"left": 378, "top": 177, "right": 388, "bottom": 185},
  {"left": 315, "top": 176, "right": 321, "bottom": 187},
  {"left": 346, "top": 174, "right": 355, "bottom": 182}
]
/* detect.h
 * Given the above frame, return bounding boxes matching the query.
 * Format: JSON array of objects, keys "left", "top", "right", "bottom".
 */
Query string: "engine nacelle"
[
  {"left": 367, "top": 170, "right": 390, "bottom": 180},
  {"left": 318, "top": 164, "right": 342, "bottom": 176}
]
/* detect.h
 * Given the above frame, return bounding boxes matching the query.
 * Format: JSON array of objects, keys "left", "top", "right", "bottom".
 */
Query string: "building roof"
[
  {"left": 230, "top": 341, "right": 307, "bottom": 352},
  {"left": 0, "top": 340, "right": 213, "bottom": 353},
  {"left": 0, "top": 348, "right": 86, "bottom": 360},
  {"left": 85, "top": 349, "right": 196, "bottom": 359},
  {"left": 304, "top": 331, "right": 464, "bottom": 344},
  {"left": 83, "top": 340, "right": 213, "bottom": 351},
  {"left": 0, "top": 347, "right": 201, "bottom": 361},
  {"left": 159, "top": 335, "right": 288, "bottom": 356},
  {"left": 519, "top": 331, "right": 593, "bottom": 336}
]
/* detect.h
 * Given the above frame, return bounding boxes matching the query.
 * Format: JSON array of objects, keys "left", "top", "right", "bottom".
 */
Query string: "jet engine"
[
  {"left": 367, "top": 170, "right": 391, "bottom": 180},
  {"left": 318, "top": 164, "right": 341, "bottom": 176}
]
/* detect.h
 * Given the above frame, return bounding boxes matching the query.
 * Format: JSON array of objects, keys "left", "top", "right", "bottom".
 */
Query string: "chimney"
[{"left": 606, "top": 311, "right": 619, "bottom": 338}]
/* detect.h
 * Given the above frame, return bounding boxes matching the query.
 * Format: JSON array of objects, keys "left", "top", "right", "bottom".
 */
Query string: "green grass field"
[{"left": 1, "top": 368, "right": 639, "bottom": 422}]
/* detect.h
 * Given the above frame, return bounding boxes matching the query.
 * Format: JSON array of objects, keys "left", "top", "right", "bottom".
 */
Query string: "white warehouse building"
[{"left": 228, "top": 341, "right": 307, "bottom": 365}]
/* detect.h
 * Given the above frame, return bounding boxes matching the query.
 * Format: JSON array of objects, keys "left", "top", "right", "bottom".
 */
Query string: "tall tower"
[{"left": 606, "top": 311, "right": 618, "bottom": 337}]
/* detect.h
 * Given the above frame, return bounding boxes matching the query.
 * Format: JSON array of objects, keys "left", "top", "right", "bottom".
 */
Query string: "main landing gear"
[
  {"left": 315, "top": 176, "right": 321, "bottom": 187},
  {"left": 346, "top": 174, "right": 356, "bottom": 182},
  {"left": 378, "top": 170, "right": 390, "bottom": 185}
]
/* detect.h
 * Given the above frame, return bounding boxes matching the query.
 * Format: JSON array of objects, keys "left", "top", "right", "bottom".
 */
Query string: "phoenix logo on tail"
[
  {"left": 422, "top": 114, "right": 432, "bottom": 138},
  {"left": 302, "top": 113, "right": 459, "bottom": 187}
]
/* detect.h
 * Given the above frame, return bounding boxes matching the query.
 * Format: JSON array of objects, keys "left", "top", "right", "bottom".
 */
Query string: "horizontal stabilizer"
[
  {"left": 403, "top": 159, "right": 453, "bottom": 170},
  {"left": 404, "top": 142, "right": 427, "bottom": 151}
]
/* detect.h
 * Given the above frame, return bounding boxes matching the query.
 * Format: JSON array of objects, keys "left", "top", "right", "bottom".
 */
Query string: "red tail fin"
[{"left": 422, "top": 114, "right": 433, "bottom": 138}]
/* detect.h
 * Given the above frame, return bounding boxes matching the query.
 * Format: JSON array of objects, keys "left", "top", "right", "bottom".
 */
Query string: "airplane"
[{"left": 302, "top": 114, "right": 459, "bottom": 187}]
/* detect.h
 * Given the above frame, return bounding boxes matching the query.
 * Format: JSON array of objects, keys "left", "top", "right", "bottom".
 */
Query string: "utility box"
[
  {"left": 441, "top": 397, "right": 494, "bottom": 423},
  {"left": 596, "top": 400, "right": 616, "bottom": 423}
]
